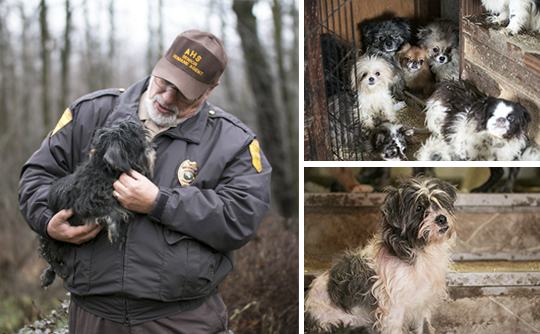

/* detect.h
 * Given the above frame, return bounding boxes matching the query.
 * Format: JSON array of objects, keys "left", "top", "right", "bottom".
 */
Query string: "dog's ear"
[
  {"left": 381, "top": 186, "right": 403, "bottom": 230},
  {"left": 397, "top": 43, "right": 411, "bottom": 56},
  {"left": 104, "top": 143, "right": 132, "bottom": 175},
  {"left": 516, "top": 104, "right": 531, "bottom": 132},
  {"left": 471, "top": 98, "right": 493, "bottom": 131},
  {"left": 138, "top": 146, "right": 156, "bottom": 177},
  {"left": 437, "top": 179, "right": 457, "bottom": 204},
  {"left": 416, "top": 26, "right": 429, "bottom": 45},
  {"left": 362, "top": 22, "right": 378, "bottom": 45},
  {"left": 392, "top": 17, "right": 411, "bottom": 40},
  {"left": 381, "top": 186, "right": 416, "bottom": 264},
  {"left": 375, "top": 132, "right": 386, "bottom": 149},
  {"left": 392, "top": 17, "right": 409, "bottom": 28},
  {"left": 401, "top": 126, "right": 414, "bottom": 138}
]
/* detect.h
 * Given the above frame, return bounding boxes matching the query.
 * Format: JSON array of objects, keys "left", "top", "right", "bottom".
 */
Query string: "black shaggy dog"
[{"left": 39, "top": 121, "right": 156, "bottom": 288}]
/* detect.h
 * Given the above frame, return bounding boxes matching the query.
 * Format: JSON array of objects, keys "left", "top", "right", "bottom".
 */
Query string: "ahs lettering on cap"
[{"left": 172, "top": 49, "right": 204, "bottom": 77}]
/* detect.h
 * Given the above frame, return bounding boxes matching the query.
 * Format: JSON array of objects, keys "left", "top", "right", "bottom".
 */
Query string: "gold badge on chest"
[{"left": 178, "top": 160, "right": 198, "bottom": 187}]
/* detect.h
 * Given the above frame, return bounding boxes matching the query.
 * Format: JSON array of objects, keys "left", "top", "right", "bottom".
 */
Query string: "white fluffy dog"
[
  {"left": 482, "top": 0, "right": 540, "bottom": 35},
  {"left": 350, "top": 55, "right": 397, "bottom": 130}
]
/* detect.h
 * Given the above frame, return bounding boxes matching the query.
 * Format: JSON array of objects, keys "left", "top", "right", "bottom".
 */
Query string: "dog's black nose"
[
  {"left": 439, "top": 56, "right": 446, "bottom": 62},
  {"left": 369, "top": 77, "right": 375, "bottom": 82},
  {"left": 435, "top": 215, "right": 447, "bottom": 226}
]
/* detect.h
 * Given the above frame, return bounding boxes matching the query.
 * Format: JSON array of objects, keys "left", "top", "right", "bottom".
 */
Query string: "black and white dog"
[
  {"left": 366, "top": 122, "right": 414, "bottom": 161},
  {"left": 39, "top": 121, "right": 156, "bottom": 287},
  {"left": 416, "top": 80, "right": 531, "bottom": 161},
  {"left": 305, "top": 177, "right": 457, "bottom": 333}
]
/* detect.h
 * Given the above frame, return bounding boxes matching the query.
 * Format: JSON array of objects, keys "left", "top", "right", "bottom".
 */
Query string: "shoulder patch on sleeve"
[
  {"left": 249, "top": 139, "right": 262, "bottom": 173},
  {"left": 51, "top": 108, "right": 73, "bottom": 137}
]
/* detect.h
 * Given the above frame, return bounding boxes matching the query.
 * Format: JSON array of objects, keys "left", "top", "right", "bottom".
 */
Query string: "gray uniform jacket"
[{"left": 18, "top": 76, "right": 272, "bottom": 325}]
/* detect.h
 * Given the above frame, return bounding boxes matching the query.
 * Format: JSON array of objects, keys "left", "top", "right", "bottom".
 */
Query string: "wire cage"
[{"left": 304, "top": 0, "right": 365, "bottom": 161}]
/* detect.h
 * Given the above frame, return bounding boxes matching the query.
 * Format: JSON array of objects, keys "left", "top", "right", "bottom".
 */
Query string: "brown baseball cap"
[{"left": 152, "top": 30, "right": 227, "bottom": 100}]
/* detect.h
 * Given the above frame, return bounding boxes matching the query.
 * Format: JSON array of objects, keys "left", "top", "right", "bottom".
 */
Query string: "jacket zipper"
[{"left": 121, "top": 230, "right": 130, "bottom": 326}]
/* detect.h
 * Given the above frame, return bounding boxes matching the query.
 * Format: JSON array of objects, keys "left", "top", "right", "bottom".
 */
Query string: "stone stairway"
[{"left": 304, "top": 193, "right": 540, "bottom": 333}]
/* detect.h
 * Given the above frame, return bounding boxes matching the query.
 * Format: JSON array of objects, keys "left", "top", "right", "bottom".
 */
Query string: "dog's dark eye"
[
  {"left": 508, "top": 116, "right": 514, "bottom": 122},
  {"left": 375, "top": 72, "right": 380, "bottom": 76},
  {"left": 406, "top": 58, "right": 411, "bottom": 62},
  {"left": 416, "top": 205, "right": 423, "bottom": 212},
  {"left": 446, "top": 47, "right": 452, "bottom": 53},
  {"left": 433, "top": 47, "right": 440, "bottom": 53},
  {"left": 419, "top": 59, "right": 424, "bottom": 65},
  {"left": 362, "top": 73, "right": 367, "bottom": 79},
  {"left": 379, "top": 36, "right": 385, "bottom": 41}
]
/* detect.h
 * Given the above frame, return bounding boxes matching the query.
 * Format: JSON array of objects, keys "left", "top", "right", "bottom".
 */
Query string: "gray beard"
[{"left": 145, "top": 94, "right": 179, "bottom": 127}]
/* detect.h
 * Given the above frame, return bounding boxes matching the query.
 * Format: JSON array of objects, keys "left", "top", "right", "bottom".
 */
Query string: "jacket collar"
[{"left": 107, "top": 75, "right": 209, "bottom": 144}]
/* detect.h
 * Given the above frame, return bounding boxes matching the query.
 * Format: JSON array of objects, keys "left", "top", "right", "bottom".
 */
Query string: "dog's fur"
[
  {"left": 397, "top": 44, "right": 435, "bottom": 98},
  {"left": 417, "top": 80, "right": 531, "bottom": 161},
  {"left": 350, "top": 55, "right": 397, "bottom": 130},
  {"left": 305, "top": 177, "right": 457, "bottom": 334},
  {"left": 482, "top": 0, "right": 540, "bottom": 35},
  {"left": 363, "top": 17, "right": 410, "bottom": 101},
  {"left": 520, "top": 141, "right": 540, "bottom": 160},
  {"left": 414, "top": 136, "right": 457, "bottom": 161},
  {"left": 417, "top": 20, "right": 460, "bottom": 82},
  {"left": 366, "top": 122, "right": 414, "bottom": 161},
  {"left": 39, "top": 121, "right": 156, "bottom": 287}
]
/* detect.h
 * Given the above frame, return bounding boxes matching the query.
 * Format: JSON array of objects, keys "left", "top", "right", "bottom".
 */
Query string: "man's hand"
[
  {"left": 113, "top": 170, "right": 159, "bottom": 214},
  {"left": 47, "top": 209, "right": 103, "bottom": 245}
]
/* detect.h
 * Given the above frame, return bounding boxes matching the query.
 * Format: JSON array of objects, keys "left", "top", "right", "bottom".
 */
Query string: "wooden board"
[{"left": 461, "top": 13, "right": 540, "bottom": 143}]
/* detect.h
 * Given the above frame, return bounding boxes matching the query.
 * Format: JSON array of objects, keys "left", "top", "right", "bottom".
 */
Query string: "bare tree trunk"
[
  {"left": 40, "top": 0, "right": 51, "bottom": 134},
  {"left": 107, "top": 0, "right": 115, "bottom": 87},
  {"left": 17, "top": 4, "right": 40, "bottom": 154},
  {"left": 0, "top": 1, "right": 8, "bottom": 138},
  {"left": 146, "top": 0, "right": 154, "bottom": 74},
  {"left": 272, "top": 0, "right": 299, "bottom": 216},
  {"left": 272, "top": 0, "right": 291, "bottom": 113},
  {"left": 83, "top": 0, "right": 101, "bottom": 91},
  {"left": 232, "top": 0, "right": 294, "bottom": 218},
  {"left": 290, "top": 0, "right": 299, "bottom": 78},
  {"left": 59, "top": 0, "right": 72, "bottom": 110},
  {"left": 213, "top": 0, "right": 237, "bottom": 106},
  {"left": 158, "top": 0, "right": 164, "bottom": 57}
]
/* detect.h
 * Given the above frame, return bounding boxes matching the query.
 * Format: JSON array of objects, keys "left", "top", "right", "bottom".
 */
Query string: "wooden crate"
[{"left": 460, "top": 0, "right": 540, "bottom": 143}]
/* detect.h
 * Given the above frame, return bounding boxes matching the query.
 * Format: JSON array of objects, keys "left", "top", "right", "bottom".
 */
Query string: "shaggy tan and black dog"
[{"left": 305, "top": 177, "right": 457, "bottom": 334}]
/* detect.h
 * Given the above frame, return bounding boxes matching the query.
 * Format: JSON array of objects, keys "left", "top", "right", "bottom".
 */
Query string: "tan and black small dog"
[{"left": 397, "top": 43, "right": 435, "bottom": 98}]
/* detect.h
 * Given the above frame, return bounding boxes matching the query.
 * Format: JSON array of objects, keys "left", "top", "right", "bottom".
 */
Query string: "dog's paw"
[
  {"left": 40, "top": 267, "right": 56, "bottom": 288},
  {"left": 500, "top": 27, "right": 518, "bottom": 36},
  {"left": 56, "top": 264, "right": 71, "bottom": 280},
  {"left": 488, "top": 15, "right": 507, "bottom": 25}
]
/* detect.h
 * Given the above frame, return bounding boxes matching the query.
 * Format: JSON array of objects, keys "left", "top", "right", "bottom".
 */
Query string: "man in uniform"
[{"left": 19, "top": 30, "right": 272, "bottom": 333}]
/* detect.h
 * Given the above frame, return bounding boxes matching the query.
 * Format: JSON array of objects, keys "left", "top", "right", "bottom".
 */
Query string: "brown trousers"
[{"left": 69, "top": 293, "right": 229, "bottom": 334}]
